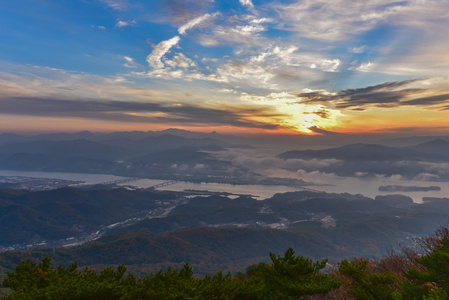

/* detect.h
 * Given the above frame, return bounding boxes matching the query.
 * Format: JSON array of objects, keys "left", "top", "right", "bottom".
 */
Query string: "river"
[{"left": 0, "top": 170, "right": 447, "bottom": 202}]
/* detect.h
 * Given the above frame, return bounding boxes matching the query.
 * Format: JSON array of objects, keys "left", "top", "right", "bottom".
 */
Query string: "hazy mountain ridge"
[
  {"left": 403, "top": 138, "right": 449, "bottom": 156},
  {"left": 3, "top": 130, "right": 449, "bottom": 184},
  {"left": 0, "top": 131, "right": 258, "bottom": 182},
  {"left": 279, "top": 142, "right": 449, "bottom": 162},
  {"left": 2, "top": 188, "right": 449, "bottom": 275},
  {"left": 278, "top": 140, "right": 449, "bottom": 180}
]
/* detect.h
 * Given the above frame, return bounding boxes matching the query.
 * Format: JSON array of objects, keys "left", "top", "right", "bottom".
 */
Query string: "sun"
[{"left": 278, "top": 104, "right": 341, "bottom": 134}]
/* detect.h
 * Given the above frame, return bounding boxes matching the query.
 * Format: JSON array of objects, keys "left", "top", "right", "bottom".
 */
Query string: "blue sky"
[{"left": 1, "top": 0, "right": 449, "bottom": 135}]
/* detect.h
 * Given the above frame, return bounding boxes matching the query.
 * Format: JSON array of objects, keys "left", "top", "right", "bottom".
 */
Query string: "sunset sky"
[{"left": 1, "top": 0, "right": 449, "bottom": 135}]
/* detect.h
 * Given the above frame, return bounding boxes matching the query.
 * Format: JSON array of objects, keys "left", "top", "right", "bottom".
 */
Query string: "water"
[
  {"left": 0, "top": 170, "right": 125, "bottom": 185},
  {"left": 152, "top": 178, "right": 449, "bottom": 202},
  {"left": 0, "top": 170, "right": 447, "bottom": 202},
  {"left": 315, "top": 176, "right": 449, "bottom": 203},
  {"left": 142, "top": 181, "right": 300, "bottom": 199}
]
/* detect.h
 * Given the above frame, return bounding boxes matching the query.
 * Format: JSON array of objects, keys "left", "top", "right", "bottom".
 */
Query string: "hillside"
[
  {"left": 2, "top": 189, "right": 449, "bottom": 276},
  {"left": 0, "top": 188, "right": 176, "bottom": 246},
  {"left": 3, "top": 227, "right": 449, "bottom": 299}
]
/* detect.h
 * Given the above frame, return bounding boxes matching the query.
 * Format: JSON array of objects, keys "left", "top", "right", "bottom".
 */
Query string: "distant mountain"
[
  {"left": 124, "top": 133, "right": 252, "bottom": 151},
  {"left": 0, "top": 129, "right": 252, "bottom": 147},
  {"left": 404, "top": 139, "right": 449, "bottom": 156},
  {"left": 0, "top": 133, "right": 26, "bottom": 145},
  {"left": 376, "top": 135, "right": 449, "bottom": 147},
  {"left": 0, "top": 132, "right": 245, "bottom": 177},
  {"left": 0, "top": 139, "right": 131, "bottom": 160},
  {"left": 277, "top": 142, "right": 449, "bottom": 179},
  {"left": 278, "top": 143, "right": 448, "bottom": 162},
  {"left": 32, "top": 131, "right": 97, "bottom": 141}
]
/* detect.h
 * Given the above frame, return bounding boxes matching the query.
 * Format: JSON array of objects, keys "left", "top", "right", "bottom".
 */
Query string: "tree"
[
  {"left": 248, "top": 248, "right": 341, "bottom": 299},
  {"left": 402, "top": 238, "right": 449, "bottom": 299},
  {"left": 338, "top": 258, "right": 401, "bottom": 300}
]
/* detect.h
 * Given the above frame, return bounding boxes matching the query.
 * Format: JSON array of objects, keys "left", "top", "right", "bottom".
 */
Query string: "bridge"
[
  {"left": 97, "top": 177, "right": 141, "bottom": 186},
  {"left": 148, "top": 180, "right": 180, "bottom": 189}
]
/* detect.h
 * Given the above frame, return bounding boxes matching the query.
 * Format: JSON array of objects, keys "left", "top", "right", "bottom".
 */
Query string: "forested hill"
[
  {"left": 3, "top": 227, "right": 449, "bottom": 299},
  {"left": 2, "top": 188, "right": 449, "bottom": 277}
]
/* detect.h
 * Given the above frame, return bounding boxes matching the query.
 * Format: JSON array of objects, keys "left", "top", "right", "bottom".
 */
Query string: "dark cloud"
[
  {"left": 294, "top": 79, "right": 449, "bottom": 109},
  {"left": 307, "top": 126, "right": 341, "bottom": 135},
  {"left": 403, "top": 93, "right": 449, "bottom": 106},
  {"left": 311, "top": 108, "right": 331, "bottom": 118},
  {"left": 0, "top": 96, "right": 280, "bottom": 130}
]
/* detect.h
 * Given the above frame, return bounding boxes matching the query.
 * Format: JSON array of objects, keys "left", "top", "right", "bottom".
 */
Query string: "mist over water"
[
  {"left": 152, "top": 175, "right": 447, "bottom": 202},
  {"left": 1, "top": 169, "right": 446, "bottom": 202}
]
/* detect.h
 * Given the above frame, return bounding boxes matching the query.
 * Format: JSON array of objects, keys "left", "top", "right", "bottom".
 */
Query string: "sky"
[{"left": 0, "top": 0, "right": 449, "bottom": 136}]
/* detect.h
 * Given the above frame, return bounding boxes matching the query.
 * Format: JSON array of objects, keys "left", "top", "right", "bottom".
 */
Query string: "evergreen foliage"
[
  {"left": 4, "top": 227, "right": 449, "bottom": 299},
  {"left": 1, "top": 248, "right": 339, "bottom": 299}
]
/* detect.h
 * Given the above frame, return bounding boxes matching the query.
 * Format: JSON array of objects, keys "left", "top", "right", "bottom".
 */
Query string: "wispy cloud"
[
  {"left": 146, "top": 36, "right": 181, "bottom": 69},
  {"left": 231, "top": 24, "right": 265, "bottom": 36},
  {"left": 123, "top": 56, "right": 139, "bottom": 68},
  {"left": 100, "top": 0, "right": 128, "bottom": 11},
  {"left": 273, "top": 0, "right": 411, "bottom": 41},
  {"left": 165, "top": 53, "right": 196, "bottom": 69},
  {"left": 355, "top": 62, "right": 374, "bottom": 72},
  {"left": 250, "top": 18, "right": 274, "bottom": 24},
  {"left": 178, "top": 12, "right": 219, "bottom": 35},
  {"left": 142, "top": 40, "right": 341, "bottom": 91}
]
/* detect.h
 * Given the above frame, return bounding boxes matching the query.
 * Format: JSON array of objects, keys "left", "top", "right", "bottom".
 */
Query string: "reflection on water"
[
  {"left": 152, "top": 178, "right": 448, "bottom": 202},
  {"left": 0, "top": 170, "right": 447, "bottom": 202},
  {"left": 151, "top": 182, "right": 300, "bottom": 199},
  {"left": 316, "top": 177, "right": 449, "bottom": 203}
]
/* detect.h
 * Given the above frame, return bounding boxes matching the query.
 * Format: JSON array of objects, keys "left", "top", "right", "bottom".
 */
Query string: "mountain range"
[{"left": 2, "top": 188, "right": 449, "bottom": 275}]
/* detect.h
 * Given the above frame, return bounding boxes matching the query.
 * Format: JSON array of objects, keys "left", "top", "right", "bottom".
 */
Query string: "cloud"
[
  {"left": 123, "top": 56, "right": 139, "bottom": 68},
  {"left": 141, "top": 38, "right": 342, "bottom": 94},
  {"left": 355, "top": 62, "right": 374, "bottom": 72},
  {"left": 146, "top": 36, "right": 181, "bottom": 69},
  {"left": 116, "top": 20, "right": 135, "bottom": 28},
  {"left": 239, "top": 0, "right": 254, "bottom": 8},
  {"left": 165, "top": 53, "right": 196, "bottom": 69},
  {"left": 321, "top": 59, "right": 341, "bottom": 72},
  {"left": 308, "top": 108, "right": 331, "bottom": 119},
  {"left": 0, "top": 96, "right": 282, "bottom": 130},
  {"left": 215, "top": 149, "right": 342, "bottom": 179},
  {"left": 295, "top": 79, "right": 449, "bottom": 109},
  {"left": 100, "top": 0, "right": 128, "bottom": 11},
  {"left": 250, "top": 18, "right": 274, "bottom": 24},
  {"left": 231, "top": 24, "right": 266, "bottom": 36},
  {"left": 406, "top": 94, "right": 449, "bottom": 106},
  {"left": 350, "top": 46, "right": 367, "bottom": 53},
  {"left": 272, "top": 0, "right": 424, "bottom": 41},
  {"left": 178, "top": 12, "right": 219, "bottom": 35}
]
